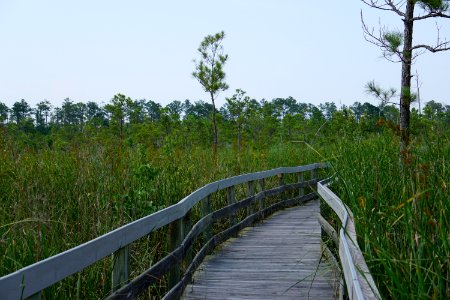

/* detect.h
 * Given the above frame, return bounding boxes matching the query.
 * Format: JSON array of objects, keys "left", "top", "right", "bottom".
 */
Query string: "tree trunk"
[
  {"left": 399, "top": 0, "right": 414, "bottom": 150},
  {"left": 210, "top": 92, "right": 218, "bottom": 163}
]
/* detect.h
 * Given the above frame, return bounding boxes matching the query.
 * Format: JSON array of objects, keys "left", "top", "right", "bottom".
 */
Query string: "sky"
[{"left": 0, "top": 1, "right": 449, "bottom": 109}]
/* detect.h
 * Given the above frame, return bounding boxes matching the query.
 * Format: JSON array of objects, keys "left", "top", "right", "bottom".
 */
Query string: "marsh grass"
[
  {"left": 1, "top": 130, "right": 448, "bottom": 298},
  {"left": 324, "top": 132, "right": 450, "bottom": 299},
  {"left": 0, "top": 139, "right": 318, "bottom": 298}
]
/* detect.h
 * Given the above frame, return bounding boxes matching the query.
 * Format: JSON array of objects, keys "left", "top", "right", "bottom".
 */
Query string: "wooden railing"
[
  {"left": 0, "top": 163, "right": 326, "bottom": 300},
  {"left": 318, "top": 178, "right": 381, "bottom": 300}
]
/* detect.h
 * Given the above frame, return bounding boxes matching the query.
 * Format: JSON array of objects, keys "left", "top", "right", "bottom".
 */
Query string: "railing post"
[
  {"left": 311, "top": 168, "right": 318, "bottom": 191},
  {"left": 76, "top": 272, "right": 82, "bottom": 300},
  {"left": 278, "top": 173, "right": 284, "bottom": 186},
  {"left": 111, "top": 245, "right": 129, "bottom": 292},
  {"left": 227, "top": 186, "right": 236, "bottom": 229},
  {"left": 202, "top": 195, "right": 212, "bottom": 242},
  {"left": 258, "top": 178, "right": 266, "bottom": 216},
  {"left": 277, "top": 173, "right": 284, "bottom": 205},
  {"left": 183, "top": 210, "right": 193, "bottom": 267},
  {"left": 298, "top": 172, "right": 304, "bottom": 197},
  {"left": 168, "top": 218, "right": 183, "bottom": 289},
  {"left": 246, "top": 181, "right": 255, "bottom": 216}
]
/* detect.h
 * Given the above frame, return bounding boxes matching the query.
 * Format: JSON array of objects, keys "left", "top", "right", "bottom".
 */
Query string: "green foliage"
[
  {"left": 192, "top": 31, "right": 229, "bottom": 158},
  {"left": 383, "top": 31, "right": 403, "bottom": 53},
  {"left": 104, "top": 93, "right": 133, "bottom": 139},
  {"left": 0, "top": 95, "right": 449, "bottom": 298},
  {"left": 35, "top": 100, "right": 51, "bottom": 132},
  {"left": 192, "top": 31, "right": 229, "bottom": 95},
  {"left": 401, "top": 85, "right": 417, "bottom": 104},
  {"left": 11, "top": 99, "right": 32, "bottom": 124},
  {"left": 419, "top": 0, "right": 450, "bottom": 11},
  {"left": 0, "top": 102, "right": 9, "bottom": 124},
  {"left": 362, "top": 0, "right": 450, "bottom": 147},
  {"left": 365, "top": 80, "right": 397, "bottom": 105},
  {"left": 327, "top": 130, "right": 450, "bottom": 299}
]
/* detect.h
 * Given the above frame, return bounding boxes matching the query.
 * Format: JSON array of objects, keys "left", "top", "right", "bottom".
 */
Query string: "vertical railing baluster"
[
  {"left": 76, "top": 272, "right": 82, "bottom": 300},
  {"left": 246, "top": 181, "right": 255, "bottom": 216},
  {"left": 258, "top": 178, "right": 266, "bottom": 217},
  {"left": 112, "top": 245, "right": 129, "bottom": 292},
  {"left": 278, "top": 173, "right": 284, "bottom": 186},
  {"left": 183, "top": 210, "right": 193, "bottom": 268},
  {"left": 311, "top": 168, "right": 318, "bottom": 193},
  {"left": 298, "top": 172, "right": 304, "bottom": 198},
  {"left": 168, "top": 218, "right": 183, "bottom": 289},
  {"left": 202, "top": 195, "right": 212, "bottom": 242},
  {"left": 277, "top": 173, "right": 285, "bottom": 207},
  {"left": 227, "top": 186, "right": 236, "bottom": 229}
]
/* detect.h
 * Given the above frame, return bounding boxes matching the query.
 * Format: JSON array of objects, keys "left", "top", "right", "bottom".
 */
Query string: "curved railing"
[
  {"left": 318, "top": 178, "right": 381, "bottom": 300},
  {"left": 0, "top": 163, "right": 326, "bottom": 300},
  {"left": 0, "top": 164, "right": 381, "bottom": 300}
]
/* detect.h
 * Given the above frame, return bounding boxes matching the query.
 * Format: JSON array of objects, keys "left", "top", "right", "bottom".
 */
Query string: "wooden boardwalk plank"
[{"left": 182, "top": 200, "right": 339, "bottom": 299}]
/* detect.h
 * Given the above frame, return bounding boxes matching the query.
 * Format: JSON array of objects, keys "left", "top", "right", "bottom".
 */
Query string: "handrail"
[
  {"left": 0, "top": 163, "right": 327, "bottom": 300},
  {"left": 318, "top": 178, "right": 381, "bottom": 300},
  {"left": 110, "top": 180, "right": 319, "bottom": 300}
]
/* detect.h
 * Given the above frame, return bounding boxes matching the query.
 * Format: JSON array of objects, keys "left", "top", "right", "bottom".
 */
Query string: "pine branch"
[
  {"left": 361, "top": 0, "right": 406, "bottom": 16},
  {"left": 411, "top": 42, "right": 450, "bottom": 52},
  {"left": 360, "top": 11, "right": 405, "bottom": 63},
  {"left": 413, "top": 11, "right": 450, "bottom": 21}
]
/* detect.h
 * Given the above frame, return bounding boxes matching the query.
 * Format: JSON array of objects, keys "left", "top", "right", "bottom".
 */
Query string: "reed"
[
  {"left": 325, "top": 131, "right": 449, "bottom": 299},
  {"left": 0, "top": 128, "right": 448, "bottom": 298}
]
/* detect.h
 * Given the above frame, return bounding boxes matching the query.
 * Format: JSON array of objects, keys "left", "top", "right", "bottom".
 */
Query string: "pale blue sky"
[{"left": 0, "top": 1, "right": 449, "bottom": 108}]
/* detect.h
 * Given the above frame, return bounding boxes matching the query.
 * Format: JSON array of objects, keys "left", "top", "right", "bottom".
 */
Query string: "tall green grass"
[
  {"left": 323, "top": 131, "right": 450, "bottom": 299},
  {"left": 0, "top": 129, "right": 448, "bottom": 298},
  {"left": 0, "top": 138, "right": 319, "bottom": 298}
]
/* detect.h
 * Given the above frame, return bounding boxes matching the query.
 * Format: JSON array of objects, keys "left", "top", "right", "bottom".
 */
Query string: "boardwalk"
[
  {"left": 1, "top": 164, "right": 380, "bottom": 300},
  {"left": 182, "top": 199, "right": 340, "bottom": 300}
]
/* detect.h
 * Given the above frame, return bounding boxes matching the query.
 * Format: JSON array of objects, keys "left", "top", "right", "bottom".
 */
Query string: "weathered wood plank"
[
  {"left": 168, "top": 218, "right": 183, "bottom": 288},
  {"left": 201, "top": 195, "right": 212, "bottom": 243},
  {"left": 278, "top": 173, "right": 284, "bottom": 186},
  {"left": 317, "top": 181, "right": 346, "bottom": 225},
  {"left": 162, "top": 193, "right": 318, "bottom": 300},
  {"left": 246, "top": 181, "right": 255, "bottom": 215},
  {"left": 227, "top": 186, "right": 236, "bottom": 229},
  {"left": 111, "top": 246, "right": 129, "bottom": 292},
  {"left": 182, "top": 211, "right": 193, "bottom": 267},
  {"left": 109, "top": 190, "right": 316, "bottom": 299},
  {"left": 258, "top": 178, "right": 266, "bottom": 214},
  {"left": 182, "top": 200, "right": 339, "bottom": 299},
  {"left": 164, "top": 193, "right": 317, "bottom": 299},
  {"left": 298, "top": 172, "right": 305, "bottom": 197}
]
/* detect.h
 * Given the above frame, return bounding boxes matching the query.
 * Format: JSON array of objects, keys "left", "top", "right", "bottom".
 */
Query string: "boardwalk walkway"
[
  {"left": 0, "top": 164, "right": 380, "bottom": 300},
  {"left": 182, "top": 199, "right": 340, "bottom": 299}
]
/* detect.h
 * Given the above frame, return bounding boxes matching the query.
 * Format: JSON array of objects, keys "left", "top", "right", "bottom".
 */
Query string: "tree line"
[{"left": 0, "top": 93, "right": 448, "bottom": 150}]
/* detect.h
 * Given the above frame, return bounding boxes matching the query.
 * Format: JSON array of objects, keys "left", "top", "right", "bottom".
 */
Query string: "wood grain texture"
[
  {"left": 111, "top": 246, "right": 129, "bottom": 292},
  {"left": 182, "top": 200, "right": 339, "bottom": 300}
]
